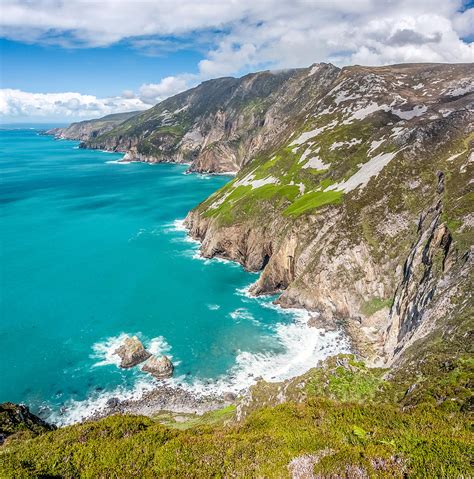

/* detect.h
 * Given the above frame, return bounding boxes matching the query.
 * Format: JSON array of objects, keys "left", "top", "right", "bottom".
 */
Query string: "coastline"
[
  {"left": 50, "top": 219, "right": 350, "bottom": 427},
  {"left": 31, "top": 134, "right": 350, "bottom": 426}
]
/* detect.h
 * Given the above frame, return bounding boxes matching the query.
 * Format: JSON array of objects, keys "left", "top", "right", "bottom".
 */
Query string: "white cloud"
[
  {"left": 0, "top": 89, "right": 149, "bottom": 122},
  {"left": 1, "top": 0, "right": 473, "bottom": 121},
  {"left": 1, "top": 1, "right": 472, "bottom": 67},
  {"left": 138, "top": 75, "right": 192, "bottom": 104}
]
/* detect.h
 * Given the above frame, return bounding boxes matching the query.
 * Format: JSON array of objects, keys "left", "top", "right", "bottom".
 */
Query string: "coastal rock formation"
[
  {"left": 184, "top": 63, "right": 473, "bottom": 366},
  {"left": 79, "top": 64, "right": 340, "bottom": 172},
  {"left": 62, "top": 62, "right": 472, "bottom": 368},
  {"left": 114, "top": 336, "right": 151, "bottom": 368},
  {"left": 46, "top": 111, "right": 142, "bottom": 141},
  {"left": 141, "top": 355, "right": 174, "bottom": 379},
  {"left": 0, "top": 402, "right": 54, "bottom": 445}
]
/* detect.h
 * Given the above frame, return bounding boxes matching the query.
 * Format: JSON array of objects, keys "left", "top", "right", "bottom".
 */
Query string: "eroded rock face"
[
  {"left": 185, "top": 64, "right": 473, "bottom": 366},
  {"left": 46, "top": 111, "right": 141, "bottom": 141},
  {"left": 114, "top": 336, "right": 151, "bottom": 368},
  {"left": 0, "top": 403, "right": 54, "bottom": 445},
  {"left": 141, "top": 355, "right": 174, "bottom": 379}
]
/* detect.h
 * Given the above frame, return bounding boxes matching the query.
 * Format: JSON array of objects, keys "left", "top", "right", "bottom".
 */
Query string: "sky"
[{"left": 0, "top": 0, "right": 473, "bottom": 123}]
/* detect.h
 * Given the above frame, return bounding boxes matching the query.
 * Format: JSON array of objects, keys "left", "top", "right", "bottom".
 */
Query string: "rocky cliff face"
[
  {"left": 184, "top": 63, "right": 473, "bottom": 365},
  {"left": 83, "top": 64, "right": 340, "bottom": 172},
  {"left": 71, "top": 62, "right": 472, "bottom": 365},
  {"left": 46, "top": 111, "right": 142, "bottom": 141},
  {"left": 0, "top": 403, "right": 54, "bottom": 445}
]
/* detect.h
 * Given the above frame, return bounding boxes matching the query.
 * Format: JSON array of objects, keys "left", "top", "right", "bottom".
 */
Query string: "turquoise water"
[{"left": 0, "top": 127, "right": 348, "bottom": 424}]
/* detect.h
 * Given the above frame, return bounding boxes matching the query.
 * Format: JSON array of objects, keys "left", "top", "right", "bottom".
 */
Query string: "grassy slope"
[{"left": 1, "top": 300, "right": 472, "bottom": 479}]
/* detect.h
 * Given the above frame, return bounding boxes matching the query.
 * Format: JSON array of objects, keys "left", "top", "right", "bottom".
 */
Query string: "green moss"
[
  {"left": 361, "top": 297, "right": 393, "bottom": 316},
  {"left": 283, "top": 190, "right": 343, "bottom": 217},
  {"left": 1, "top": 399, "right": 471, "bottom": 478}
]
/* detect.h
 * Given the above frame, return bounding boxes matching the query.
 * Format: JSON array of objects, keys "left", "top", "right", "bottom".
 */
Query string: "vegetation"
[
  {"left": 360, "top": 297, "right": 393, "bottom": 316},
  {"left": 284, "top": 189, "right": 343, "bottom": 217},
  {"left": 1, "top": 350, "right": 472, "bottom": 478}
]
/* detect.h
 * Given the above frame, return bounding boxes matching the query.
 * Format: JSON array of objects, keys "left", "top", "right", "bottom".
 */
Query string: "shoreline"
[{"left": 32, "top": 135, "right": 350, "bottom": 426}]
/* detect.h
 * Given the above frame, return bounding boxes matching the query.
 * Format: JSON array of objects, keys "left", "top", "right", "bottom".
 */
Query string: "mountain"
[
  {"left": 82, "top": 64, "right": 340, "bottom": 171},
  {"left": 46, "top": 111, "right": 143, "bottom": 141},
  {"left": 184, "top": 62, "right": 473, "bottom": 367},
  {"left": 3, "top": 63, "right": 472, "bottom": 477}
]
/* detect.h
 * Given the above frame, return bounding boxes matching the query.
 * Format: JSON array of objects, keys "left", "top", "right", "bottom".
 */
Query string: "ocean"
[{"left": 0, "top": 126, "right": 349, "bottom": 424}]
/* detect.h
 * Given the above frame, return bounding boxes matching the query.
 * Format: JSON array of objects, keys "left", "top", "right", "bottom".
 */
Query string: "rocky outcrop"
[
  {"left": 185, "top": 64, "right": 473, "bottom": 366},
  {"left": 114, "top": 336, "right": 151, "bottom": 368},
  {"left": 141, "top": 355, "right": 174, "bottom": 379},
  {"left": 0, "top": 402, "right": 54, "bottom": 445},
  {"left": 46, "top": 111, "right": 141, "bottom": 141},
  {"left": 81, "top": 64, "right": 340, "bottom": 172}
]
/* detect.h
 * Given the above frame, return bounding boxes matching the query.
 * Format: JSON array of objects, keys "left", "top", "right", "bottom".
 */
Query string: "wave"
[
  {"left": 53, "top": 300, "right": 348, "bottom": 426},
  {"left": 50, "top": 217, "right": 350, "bottom": 426},
  {"left": 106, "top": 160, "right": 131, "bottom": 165}
]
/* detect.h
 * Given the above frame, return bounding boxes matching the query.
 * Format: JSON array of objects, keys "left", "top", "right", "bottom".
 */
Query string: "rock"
[
  {"left": 223, "top": 392, "right": 237, "bottom": 402},
  {"left": 141, "top": 355, "right": 174, "bottom": 379},
  {"left": 0, "top": 402, "right": 55, "bottom": 444},
  {"left": 114, "top": 335, "right": 151, "bottom": 368},
  {"left": 307, "top": 315, "right": 338, "bottom": 331},
  {"left": 106, "top": 397, "right": 120, "bottom": 409}
]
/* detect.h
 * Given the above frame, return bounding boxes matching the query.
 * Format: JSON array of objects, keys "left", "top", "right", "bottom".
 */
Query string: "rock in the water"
[
  {"left": 141, "top": 355, "right": 174, "bottom": 379},
  {"left": 114, "top": 335, "right": 151, "bottom": 368}
]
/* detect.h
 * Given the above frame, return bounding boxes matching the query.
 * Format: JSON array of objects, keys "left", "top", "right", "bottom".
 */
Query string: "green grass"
[
  {"left": 203, "top": 183, "right": 300, "bottom": 224},
  {"left": 361, "top": 297, "right": 393, "bottom": 316},
  {"left": 152, "top": 405, "right": 236, "bottom": 430},
  {"left": 283, "top": 190, "right": 343, "bottom": 217},
  {"left": 1, "top": 399, "right": 471, "bottom": 478}
]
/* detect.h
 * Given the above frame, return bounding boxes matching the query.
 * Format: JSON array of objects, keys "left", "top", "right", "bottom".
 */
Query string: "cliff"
[
  {"left": 6, "top": 63, "right": 471, "bottom": 477},
  {"left": 46, "top": 111, "right": 142, "bottom": 141},
  {"left": 184, "top": 63, "right": 473, "bottom": 366},
  {"left": 82, "top": 64, "right": 340, "bottom": 171}
]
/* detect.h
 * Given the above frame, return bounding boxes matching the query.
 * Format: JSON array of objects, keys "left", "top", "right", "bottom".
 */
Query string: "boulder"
[
  {"left": 114, "top": 335, "right": 151, "bottom": 368},
  {"left": 141, "top": 355, "right": 174, "bottom": 379}
]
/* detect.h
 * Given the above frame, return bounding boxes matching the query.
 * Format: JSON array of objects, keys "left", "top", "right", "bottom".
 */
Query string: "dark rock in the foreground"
[
  {"left": 0, "top": 402, "right": 54, "bottom": 445},
  {"left": 141, "top": 355, "right": 174, "bottom": 379},
  {"left": 114, "top": 335, "right": 151, "bottom": 368}
]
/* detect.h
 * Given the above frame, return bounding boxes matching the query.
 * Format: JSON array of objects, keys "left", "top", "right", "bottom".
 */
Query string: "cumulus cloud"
[
  {"left": 0, "top": 89, "right": 149, "bottom": 122},
  {"left": 1, "top": 1, "right": 472, "bottom": 68},
  {"left": 138, "top": 75, "right": 192, "bottom": 104},
  {"left": 1, "top": 0, "right": 472, "bottom": 121}
]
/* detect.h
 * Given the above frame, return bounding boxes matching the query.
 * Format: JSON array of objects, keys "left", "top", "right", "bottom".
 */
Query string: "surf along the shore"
[{"left": 0, "top": 128, "right": 350, "bottom": 426}]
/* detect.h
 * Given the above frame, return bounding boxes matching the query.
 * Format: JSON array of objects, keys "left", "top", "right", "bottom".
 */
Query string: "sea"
[{"left": 0, "top": 125, "right": 349, "bottom": 425}]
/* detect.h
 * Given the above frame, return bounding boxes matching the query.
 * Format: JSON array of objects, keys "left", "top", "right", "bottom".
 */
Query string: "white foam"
[
  {"left": 106, "top": 160, "right": 131, "bottom": 165},
  {"left": 91, "top": 333, "right": 171, "bottom": 369},
  {"left": 207, "top": 304, "right": 221, "bottom": 310},
  {"left": 185, "top": 305, "right": 350, "bottom": 395},
  {"left": 90, "top": 332, "right": 129, "bottom": 368},
  {"left": 52, "top": 222, "right": 350, "bottom": 426},
  {"left": 229, "top": 308, "right": 260, "bottom": 326}
]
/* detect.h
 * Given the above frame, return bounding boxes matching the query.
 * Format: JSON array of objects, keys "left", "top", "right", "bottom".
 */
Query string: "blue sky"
[
  {"left": 0, "top": 0, "right": 472, "bottom": 122},
  {"left": 0, "top": 38, "right": 203, "bottom": 97}
]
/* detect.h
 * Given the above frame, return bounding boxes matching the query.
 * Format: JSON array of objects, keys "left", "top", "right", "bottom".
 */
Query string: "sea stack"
[
  {"left": 141, "top": 355, "right": 174, "bottom": 379},
  {"left": 114, "top": 335, "right": 151, "bottom": 368}
]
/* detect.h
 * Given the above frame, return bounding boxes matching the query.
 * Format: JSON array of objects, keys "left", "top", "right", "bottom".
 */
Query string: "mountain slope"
[
  {"left": 47, "top": 111, "right": 143, "bottom": 141},
  {"left": 1, "top": 62, "right": 472, "bottom": 478},
  {"left": 184, "top": 63, "right": 473, "bottom": 365},
  {"left": 83, "top": 64, "right": 340, "bottom": 172}
]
